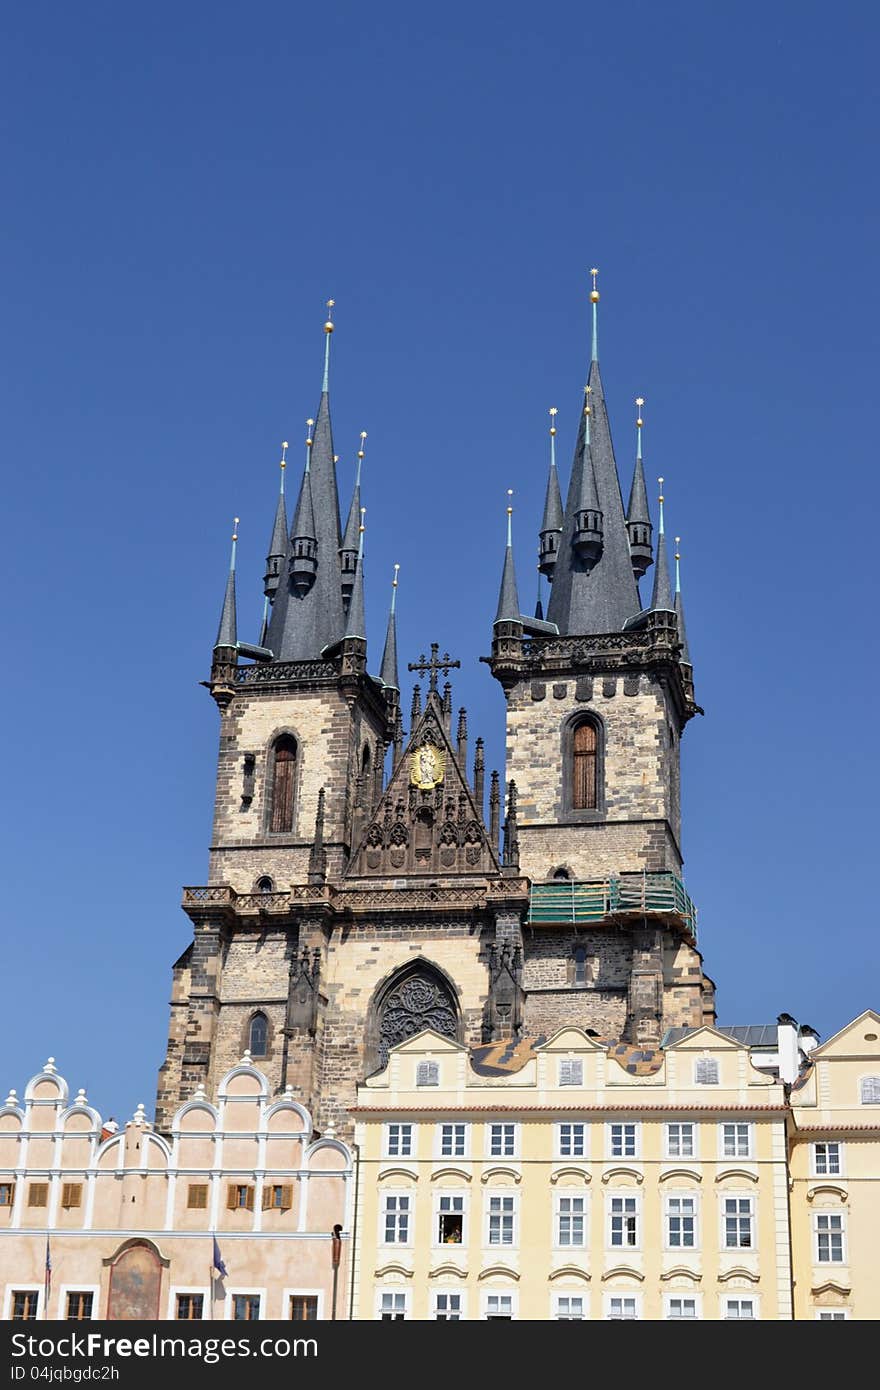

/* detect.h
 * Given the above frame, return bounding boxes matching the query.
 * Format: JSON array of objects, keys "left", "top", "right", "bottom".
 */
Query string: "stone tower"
[{"left": 156, "top": 284, "right": 714, "bottom": 1137}]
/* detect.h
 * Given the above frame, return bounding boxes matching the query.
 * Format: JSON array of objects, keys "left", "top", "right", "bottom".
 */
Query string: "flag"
[
  {"left": 44, "top": 1234, "right": 52, "bottom": 1314},
  {"left": 212, "top": 1236, "right": 227, "bottom": 1279}
]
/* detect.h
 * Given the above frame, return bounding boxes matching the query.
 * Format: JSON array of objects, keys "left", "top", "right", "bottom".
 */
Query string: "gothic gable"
[{"left": 345, "top": 697, "right": 499, "bottom": 879}]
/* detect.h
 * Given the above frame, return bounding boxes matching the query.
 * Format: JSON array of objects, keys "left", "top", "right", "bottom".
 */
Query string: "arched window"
[
  {"left": 553, "top": 867, "right": 571, "bottom": 881},
  {"left": 256, "top": 876, "right": 274, "bottom": 894},
  {"left": 371, "top": 965, "right": 459, "bottom": 1071},
  {"left": 572, "top": 721, "right": 598, "bottom": 810},
  {"left": 860, "top": 1076, "right": 880, "bottom": 1104},
  {"left": 249, "top": 1013, "right": 269, "bottom": 1058},
  {"left": 573, "top": 945, "right": 587, "bottom": 985},
  {"left": 269, "top": 736, "right": 297, "bottom": 834}
]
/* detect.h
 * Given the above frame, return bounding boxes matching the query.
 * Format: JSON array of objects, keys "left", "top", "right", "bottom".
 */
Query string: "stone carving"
[{"left": 378, "top": 974, "right": 458, "bottom": 1066}]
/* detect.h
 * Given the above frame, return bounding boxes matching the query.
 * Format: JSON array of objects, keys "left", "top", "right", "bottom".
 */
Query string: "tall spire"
[
  {"left": 380, "top": 563, "right": 400, "bottom": 691},
  {"left": 266, "top": 302, "right": 345, "bottom": 660},
  {"left": 649, "top": 476, "right": 674, "bottom": 611},
  {"left": 494, "top": 492, "right": 521, "bottom": 624},
  {"left": 214, "top": 517, "right": 239, "bottom": 650},
  {"left": 674, "top": 536, "right": 692, "bottom": 666},
  {"left": 263, "top": 440, "right": 289, "bottom": 597},
  {"left": 538, "top": 407, "right": 564, "bottom": 578},
  {"left": 572, "top": 388, "right": 603, "bottom": 566},
  {"left": 547, "top": 274, "right": 641, "bottom": 635},
  {"left": 344, "top": 508, "right": 367, "bottom": 640},
  {"left": 340, "top": 431, "right": 367, "bottom": 608},
  {"left": 626, "top": 397, "right": 654, "bottom": 581}
]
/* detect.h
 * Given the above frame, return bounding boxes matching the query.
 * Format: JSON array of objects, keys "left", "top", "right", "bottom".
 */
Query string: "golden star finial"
[{"left": 590, "top": 268, "right": 600, "bottom": 303}]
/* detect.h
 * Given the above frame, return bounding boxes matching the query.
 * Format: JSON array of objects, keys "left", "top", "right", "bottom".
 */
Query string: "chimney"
[
  {"left": 777, "top": 1012, "right": 800, "bottom": 1084},
  {"left": 798, "top": 1024, "right": 820, "bottom": 1056}
]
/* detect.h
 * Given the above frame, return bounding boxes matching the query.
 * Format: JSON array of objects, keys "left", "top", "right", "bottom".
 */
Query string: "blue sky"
[{"left": 2, "top": 2, "right": 877, "bottom": 1119}]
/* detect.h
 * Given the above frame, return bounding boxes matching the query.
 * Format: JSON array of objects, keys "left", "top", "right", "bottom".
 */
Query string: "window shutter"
[
  {"left": 226, "top": 1184, "right": 238, "bottom": 1211},
  {"left": 188, "top": 1184, "right": 208, "bottom": 1210},
  {"left": 416, "top": 1061, "right": 439, "bottom": 1087},
  {"left": 695, "top": 1058, "right": 719, "bottom": 1085},
  {"left": 572, "top": 723, "right": 597, "bottom": 810},
  {"left": 270, "top": 739, "right": 297, "bottom": 833},
  {"left": 860, "top": 1076, "right": 880, "bottom": 1104},
  {"left": 261, "top": 1186, "right": 273, "bottom": 1211},
  {"left": 559, "top": 1059, "right": 583, "bottom": 1086},
  {"left": 29, "top": 1183, "right": 48, "bottom": 1208},
  {"left": 245, "top": 1185, "right": 255, "bottom": 1212},
  {"left": 61, "top": 1183, "right": 82, "bottom": 1209},
  {"left": 280, "top": 1185, "right": 293, "bottom": 1210}
]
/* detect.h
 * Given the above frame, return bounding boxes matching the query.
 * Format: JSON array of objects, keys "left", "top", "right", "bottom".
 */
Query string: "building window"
[
  {"left": 817, "top": 1311, "right": 849, "bottom": 1319},
  {"left": 556, "top": 1195, "right": 586, "bottom": 1247},
  {"left": 694, "top": 1057, "right": 719, "bottom": 1085},
  {"left": 262, "top": 1184, "right": 293, "bottom": 1211},
  {"left": 484, "top": 1294, "right": 514, "bottom": 1320},
  {"left": 609, "top": 1123, "right": 638, "bottom": 1158},
  {"left": 666, "top": 1123, "right": 695, "bottom": 1159},
  {"left": 859, "top": 1076, "right": 880, "bottom": 1104},
  {"left": 666, "top": 1195, "right": 697, "bottom": 1249},
  {"left": 289, "top": 1296, "right": 318, "bottom": 1321},
  {"left": 489, "top": 1123, "right": 516, "bottom": 1158},
  {"left": 559, "top": 1059, "right": 583, "bottom": 1087},
  {"left": 385, "top": 1124, "right": 413, "bottom": 1158},
  {"left": 226, "top": 1184, "right": 255, "bottom": 1212},
  {"left": 65, "top": 1293, "right": 94, "bottom": 1320},
  {"left": 27, "top": 1183, "right": 48, "bottom": 1208},
  {"left": 269, "top": 736, "right": 297, "bottom": 834},
  {"left": 816, "top": 1213, "right": 845, "bottom": 1263},
  {"left": 0, "top": 1181, "right": 15, "bottom": 1206},
  {"left": 379, "top": 1292, "right": 407, "bottom": 1321},
  {"left": 248, "top": 1012, "right": 269, "bottom": 1058},
  {"left": 721, "top": 1123, "right": 752, "bottom": 1159},
  {"left": 571, "top": 720, "right": 598, "bottom": 810},
  {"left": 176, "top": 1294, "right": 204, "bottom": 1320},
  {"left": 416, "top": 1061, "right": 439, "bottom": 1087},
  {"left": 440, "top": 1123, "right": 466, "bottom": 1158},
  {"left": 256, "top": 876, "right": 274, "bottom": 894},
  {"left": 11, "top": 1292, "right": 39, "bottom": 1321},
  {"left": 813, "top": 1143, "right": 842, "bottom": 1176},
  {"left": 373, "top": 964, "right": 459, "bottom": 1071},
  {"left": 382, "top": 1195, "right": 411, "bottom": 1245},
  {"left": 187, "top": 1184, "right": 209, "bottom": 1210},
  {"left": 555, "top": 1296, "right": 585, "bottom": 1320},
  {"left": 232, "top": 1294, "right": 260, "bottom": 1321},
  {"left": 573, "top": 945, "right": 587, "bottom": 983},
  {"left": 723, "top": 1197, "right": 754, "bottom": 1249},
  {"left": 433, "top": 1292, "right": 463, "bottom": 1320},
  {"left": 488, "top": 1195, "right": 516, "bottom": 1245},
  {"left": 723, "top": 1298, "right": 756, "bottom": 1320},
  {"left": 666, "top": 1297, "right": 699, "bottom": 1319},
  {"left": 559, "top": 1123, "right": 586, "bottom": 1158},
  {"left": 609, "top": 1196, "right": 639, "bottom": 1248},
  {"left": 60, "top": 1183, "right": 83, "bottom": 1209},
  {"left": 606, "top": 1296, "right": 639, "bottom": 1320},
  {"left": 437, "top": 1195, "right": 464, "bottom": 1245}
]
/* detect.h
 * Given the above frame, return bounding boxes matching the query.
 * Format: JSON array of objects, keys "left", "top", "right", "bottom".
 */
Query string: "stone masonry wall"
[{"left": 518, "top": 820, "right": 681, "bottom": 883}]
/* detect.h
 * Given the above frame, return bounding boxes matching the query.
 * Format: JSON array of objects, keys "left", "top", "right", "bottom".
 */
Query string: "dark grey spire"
[
  {"left": 340, "top": 432, "right": 366, "bottom": 609},
  {"left": 546, "top": 282, "right": 641, "bottom": 635},
  {"left": 344, "top": 519, "right": 366, "bottom": 641},
  {"left": 263, "top": 443, "right": 289, "bottom": 600},
  {"left": 214, "top": 519, "right": 238, "bottom": 650},
  {"left": 494, "top": 502, "right": 521, "bottom": 625},
  {"left": 626, "top": 401, "right": 653, "bottom": 582},
  {"left": 539, "top": 408, "right": 564, "bottom": 578},
  {"left": 674, "top": 541, "right": 692, "bottom": 666},
  {"left": 572, "top": 392, "right": 603, "bottom": 566},
  {"left": 266, "top": 306, "right": 346, "bottom": 660},
  {"left": 380, "top": 564, "right": 400, "bottom": 690},
  {"left": 650, "top": 481, "right": 674, "bottom": 611}
]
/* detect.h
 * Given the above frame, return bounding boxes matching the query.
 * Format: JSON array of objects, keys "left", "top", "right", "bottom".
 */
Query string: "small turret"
[
  {"left": 211, "top": 518, "right": 239, "bottom": 710},
  {"left": 380, "top": 563, "right": 400, "bottom": 693},
  {"left": 649, "top": 476, "right": 674, "bottom": 613},
  {"left": 340, "top": 432, "right": 367, "bottom": 610},
  {"left": 626, "top": 398, "right": 653, "bottom": 580},
  {"left": 288, "top": 421, "right": 318, "bottom": 595},
  {"left": 539, "top": 407, "right": 564, "bottom": 577},
  {"left": 674, "top": 537, "right": 693, "bottom": 679},
  {"left": 494, "top": 494, "right": 522, "bottom": 629},
  {"left": 263, "top": 442, "right": 289, "bottom": 600},
  {"left": 572, "top": 389, "right": 603, "bottom": 567}
]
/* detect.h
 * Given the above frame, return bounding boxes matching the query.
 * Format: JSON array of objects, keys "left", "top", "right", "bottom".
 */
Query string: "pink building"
[{"left": 0, "top": 1057, "right": 352, "bottom": 1321}]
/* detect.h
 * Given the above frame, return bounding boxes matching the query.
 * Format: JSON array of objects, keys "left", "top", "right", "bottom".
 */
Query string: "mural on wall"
[{"left": 106, "top": 1241, "right": 163, "bottom": 1320}]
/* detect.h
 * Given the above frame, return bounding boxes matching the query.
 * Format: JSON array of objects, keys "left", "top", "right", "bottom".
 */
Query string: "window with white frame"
[
  {"left": 556, "top": 1194, "right": 586, "bottom": 1247},
  {"left": 694, "top": 1057, "right": 719, "bottom": 1085},
  {"left": 436, "top": 1194, "right": 465, "bottom": 1246},
  {"left": 439, "top": 1123, "right": 466, "bottom": 1158},
  {"left": 559, "top": 1058, "right": 583, "bottom": 1087},
  {"left": 817, "top": 1310, "right": 849, "bottom": 1319},
  {"left": 416, "top": 1061, "right": 439, "bottom": 1087},
  {"left": 722, "top": 1196, "right": 754, "bottom": 1249},
  {"left": 484, "top": 1293, "right": 514, "bottom": 1320},
  {"left": 666, "top": 1297, "right": 699, "bottom": 1319},
  {"left": 378, "top": 1291, "right": 408, "bottom": 1321},
  {"left": 722, "top": 1297, "right": 756, "bottom": 1319},
  {"left": 554, "top": 1295, "right": 585, "bottom": 1320},
  {"left": 815, "top": 1212, "right": 845, "bottom": 1263},
  {"left": 609, "top": 1195, "right": 639, "bottom": 1248},
  {"left": 488, "top": 1123, "right": 517, "bottom": 1158},
  {"left": 608, "top": 1123, "right": 638, "bottom": 1159},
  {"left": 559, "top": 1122, "right": 586, "bottom": 1158},
  {"left": 721, "top": 1122, "right": 752, "bottom": 1159},
  {"left": 433, "top": 1292, "right": 463, "bottom": 1320},
  {"left": 10, "top": 1291, "right": 40, "bottom": 1321},
  {"left": 382, "top": 1194, "right": 411, "bottom": 1245},
  {"left": 666, "top": 1123, "right": 695, "bottom": 1159},
  {"left": 487, "top": 1194, "right": 516, "bottom": 1245},
  {"left": 666, "top": 1194, "right": 697, "bottom": 1249},
  {"left": 385, "top": 1123, "right": 413, "bottom": 1157},
  {"left": 859, "top": 1076, "right": 880, "bottom": 1104},
  {"left": 812, "top": 1142, "right": 842, "bottom": 1176},
  {"left": 605, "top": 1295, "right": 639, "bottom": 1320}
]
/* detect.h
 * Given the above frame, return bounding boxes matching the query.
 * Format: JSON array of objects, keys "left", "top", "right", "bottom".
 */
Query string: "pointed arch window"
[
  {"left": 269, "top": 736, "right": 297, "bottom": 834},
  {"left": 572, "top": 722, "right": 598, "bottom": 810},
  {"left": 249, "top": 1012, "right": 268, "bottom": 1058}
]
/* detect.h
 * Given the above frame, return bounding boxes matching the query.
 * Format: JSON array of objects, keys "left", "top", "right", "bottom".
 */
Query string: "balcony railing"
[{"left": 528, "top": 872, "right": 697, "bottom": 938}]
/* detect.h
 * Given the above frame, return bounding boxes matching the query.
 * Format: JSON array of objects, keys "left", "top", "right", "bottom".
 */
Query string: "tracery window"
[
  {"left": 269, "top": 736, "right": 297, "bottom": 833},
  {"left": 375, "top": 969, "right": 458, "bottom": 1069}
]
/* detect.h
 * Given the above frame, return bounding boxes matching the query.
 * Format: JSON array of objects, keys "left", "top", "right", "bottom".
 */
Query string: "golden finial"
[
  {"left": 324, "top": 298, "right": 335, "bottom": 333},
  {"left": 636, "top": 397, "right": 644, "bottom": 429},
  {"left": 280, "top": 441, "right": 288, "bottom": 470},
  {"left": 392, "top": 562, "right": 400, "bottom": 589},
  {"left": 233, "top": 516, "right": 239, "bottom": 541},
  {"left": 359, "top": 506, "right": 366, "bottom": 538},
  {"left": 674, "top": 535, "right": 681, "bottom": 561},
  {"left": 549, "top": 406, "right": 557, "bottom": 437},
  {"left": 658, "top": 475, "right": 664, "bottom": 503},
  {"left": 306, "top": 418, "right": 314, "bottom": 447},
  {"left": 584, "top": 385, "right": 591, "bottom": 416},
  {"left": 590, "top": 268, "right": 600, "bottom": 303},
  {"left": 358, "top": 430, "right": 367, "bottom": 459}
]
